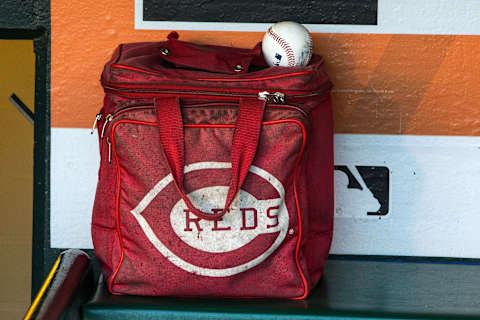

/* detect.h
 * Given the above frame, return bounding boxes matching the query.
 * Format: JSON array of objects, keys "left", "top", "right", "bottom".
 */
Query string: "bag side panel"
[
  {"left": 91, "top": 96, "right": 124, "bottom": 283},
  {"left": 91, "top": 132, "right": 118, "bottom": 280},
  {"left": 303, "top": 95, "right": 334, "bottom": 287}
]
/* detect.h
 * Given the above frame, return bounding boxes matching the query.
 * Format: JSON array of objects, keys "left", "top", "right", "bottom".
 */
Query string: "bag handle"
[{"left": 155, "top": 96, "right": 266, "bottom": 221}]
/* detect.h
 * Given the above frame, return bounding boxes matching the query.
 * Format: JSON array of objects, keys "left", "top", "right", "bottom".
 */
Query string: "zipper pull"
[
  {"left": 258, "top": 91, "right": 285, "bottom": 104},
  {"left": 91, "top": 113, "right": 102, "bottom": 134},
  {"left": 107, "top": 137, "right": 112, "bottom": 163},
  {"left": 101, "top": 114, "right": 113, "bottom": 139}
]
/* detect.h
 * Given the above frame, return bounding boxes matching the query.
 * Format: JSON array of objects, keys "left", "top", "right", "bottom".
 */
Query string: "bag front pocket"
[{"left": 105, "top": 104, "right": 309, "bottom": 298}]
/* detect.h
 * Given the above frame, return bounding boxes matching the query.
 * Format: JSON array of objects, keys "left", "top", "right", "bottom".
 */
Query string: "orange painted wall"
[{"left": 51, "top": 1, "right": 480, "bottom": 135}]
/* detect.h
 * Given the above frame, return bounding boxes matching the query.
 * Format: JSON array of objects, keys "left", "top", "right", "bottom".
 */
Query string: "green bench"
[{"left": 26, "top": 250, "right": 480, "bottom": 320}]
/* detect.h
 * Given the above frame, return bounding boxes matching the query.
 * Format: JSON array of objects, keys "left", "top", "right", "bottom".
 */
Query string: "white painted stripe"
[
  {"left": 332, "top": 134, "right": 480, "bottom": 258},
  {"left": 50, "top": 128, "right": 99, "bottom": 249},
  {"left": 50, "top": 128, "right": 480, "bottom": 258},
  {"left": 135, "top": 0, "right": 480, "bottom": 35},
  {"left": 134, "top": 0, "right": 144, "bottom": 30}
]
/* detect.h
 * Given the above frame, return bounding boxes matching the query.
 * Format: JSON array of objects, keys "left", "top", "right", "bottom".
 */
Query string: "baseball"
[{"left": 262, "top": 21, "right": 313, "bottom": 67}]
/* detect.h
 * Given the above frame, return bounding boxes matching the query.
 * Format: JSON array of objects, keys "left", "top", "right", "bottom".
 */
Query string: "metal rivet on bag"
[
  {"left": 289, "top": 228, "right": 294, "bottom": 235},
  {"left": 234, "top": 64, "right": 243, "bottom": 72},
  {"left": 161, "top": 48, "right": 170, "bottom": 56}
]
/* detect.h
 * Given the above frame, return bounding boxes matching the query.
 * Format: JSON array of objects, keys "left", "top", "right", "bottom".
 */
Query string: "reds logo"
[{"left": 130, "top": 162, "right": 289, "bottom": 277}]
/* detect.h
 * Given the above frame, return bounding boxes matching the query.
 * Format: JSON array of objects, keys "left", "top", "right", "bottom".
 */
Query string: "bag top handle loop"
[
  {"left": 155, "top": 96, "right": 266, "bottom": 221},
  {"left": 167, "top": 31, "right": 179, "bottom": 40}
]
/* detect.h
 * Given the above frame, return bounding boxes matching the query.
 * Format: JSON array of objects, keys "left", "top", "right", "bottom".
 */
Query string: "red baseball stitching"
[{"left": 267, "top": 27, "right": 296, "bottom": 67}]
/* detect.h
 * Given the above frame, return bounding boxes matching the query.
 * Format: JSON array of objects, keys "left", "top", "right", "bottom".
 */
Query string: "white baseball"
[{"left": 262, "top": 21, "right": 313, "bottom": 67}]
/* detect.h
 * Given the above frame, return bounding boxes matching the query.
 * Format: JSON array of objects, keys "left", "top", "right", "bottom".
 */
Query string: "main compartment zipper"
[
  {"left": 258, "top": 91, "right": 285, "bottom": 104},
  {"left": 102, "top": 80, "right": 332, "bottom": 105},
  {"left": 95, "top": 99, "right": 308, "bottom": 139},
  {"left": 94, "top": 86, "right": 320, "bottom": 139},
  {"left": 100, "top": 114, "right": 114, "bottom": 139},
  {"left": 106, "top": 137, "right": 112, "bottom": 163},
  {"left": 91, "top": 113, "right": 102, "bottom": 134},
  {"left": 94, "top": 100, "right": 309, "bottom": 162}
]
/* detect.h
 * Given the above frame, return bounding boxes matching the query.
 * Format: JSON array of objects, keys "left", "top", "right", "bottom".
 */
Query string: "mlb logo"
[
  {"left": 334, "top": 165, "right": 390, "bottom": 218},
  {"left": 273, "top": 53, "right": 282, "bottom": 66}
]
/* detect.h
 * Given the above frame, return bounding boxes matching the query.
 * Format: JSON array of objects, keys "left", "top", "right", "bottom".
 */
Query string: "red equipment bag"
[{"left": 92, "top": 32, "right": 333, "bottom": 299}]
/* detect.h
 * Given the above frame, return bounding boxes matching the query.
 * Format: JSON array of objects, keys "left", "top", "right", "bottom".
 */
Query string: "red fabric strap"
[
  {"left": 155, "top": 96, "right": 185, "bottom": 186},
  {"left": 155, "top": 97, "right": 266, "bottom": 220}
]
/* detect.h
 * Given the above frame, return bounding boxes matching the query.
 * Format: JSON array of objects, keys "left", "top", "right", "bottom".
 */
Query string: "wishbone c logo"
[{"left": 130, "top": 162, "right": 289, "bottom": 277}]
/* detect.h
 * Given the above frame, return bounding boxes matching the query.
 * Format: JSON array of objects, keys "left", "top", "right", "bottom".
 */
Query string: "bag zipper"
[
  {"left": 91, "top": 113, "right": 102, "bottom": 134},
  {"left": 95, "top": 97, "right": 308, "bottom": 140},
  {"left": 94, "top": 99, "right": 309, "bottom": 162},
  {"left": 100, "top": 114, "right": 114, "bottom": 138},
  {"left": 106, "top": 137, "right": 112, "bottom": 163},
  {"left": 96, "top": 90, "right": 299, "bottom": 139},
  {"left": 90, "top": 94, "right": 287, "bottom": 135},
  {"left": 102, "top": 81, "right": 332, "bottom": 105},
  {"left": 258, "top": 91, "right": 285, "bottom": 104}
]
